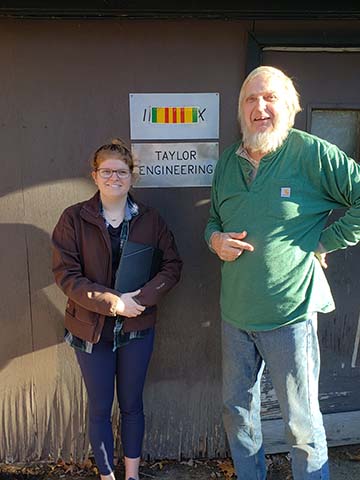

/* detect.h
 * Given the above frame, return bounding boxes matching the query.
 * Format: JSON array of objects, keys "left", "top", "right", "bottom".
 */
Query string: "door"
[{"left": 260, "top": 49, "right": 360, "bottom": 450}]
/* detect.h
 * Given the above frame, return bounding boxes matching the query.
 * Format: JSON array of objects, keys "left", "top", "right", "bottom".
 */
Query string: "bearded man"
[{"left": 205, "top": 66, "right": 360, "bottom": 480}]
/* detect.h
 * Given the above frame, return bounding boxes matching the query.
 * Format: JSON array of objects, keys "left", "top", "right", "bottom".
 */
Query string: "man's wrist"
[
  {"left": 209, "top": 231, "right": 221, "bottom": 253},
  {"left": 316, "top": 242, "right": 327, "bottom": 254}
]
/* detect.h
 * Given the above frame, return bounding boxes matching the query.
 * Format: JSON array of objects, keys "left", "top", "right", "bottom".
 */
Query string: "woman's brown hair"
[{"left": 91, "top": 138, "right": 135, "bottom": 172}]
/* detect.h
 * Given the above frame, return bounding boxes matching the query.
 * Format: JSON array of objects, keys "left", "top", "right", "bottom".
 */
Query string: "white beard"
[{"left": 241, "top": 117, "right": 290, "bottom": 154}]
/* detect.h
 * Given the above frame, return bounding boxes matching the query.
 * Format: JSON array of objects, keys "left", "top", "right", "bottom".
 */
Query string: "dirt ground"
[{"left": 0, "top": 445, "right": 359, "bottom": 480}]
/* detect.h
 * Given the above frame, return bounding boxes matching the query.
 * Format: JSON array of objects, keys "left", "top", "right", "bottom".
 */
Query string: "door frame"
[{"left": 246, "top": 32, "right": 360, "bottom": 74}]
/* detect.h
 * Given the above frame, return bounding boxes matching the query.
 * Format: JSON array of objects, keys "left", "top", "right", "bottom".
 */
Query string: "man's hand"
[
  {"left": 210, "top": 231, "right": 255, "bottom": 261},
  {"left": 115, "top": 290, "right": 146, "bottom": 317},
  {"left": 315, "top": 251, "right": 328, "bottom": 269}
]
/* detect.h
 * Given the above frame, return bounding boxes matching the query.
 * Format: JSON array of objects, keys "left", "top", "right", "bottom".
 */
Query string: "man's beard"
[{"left": 241, "top": 117, "right": 290, "bottom": 154}]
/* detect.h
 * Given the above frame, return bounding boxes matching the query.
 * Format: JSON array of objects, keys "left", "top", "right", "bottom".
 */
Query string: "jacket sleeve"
[
  {"left": 318, "top": 144, "right": 360, "bottom": 253},
  {"left": 135, "top": 214, "right": 182, "bottom": 307},
  {"left": 52, "top": 209, "right": 121, "bottom": 316}
]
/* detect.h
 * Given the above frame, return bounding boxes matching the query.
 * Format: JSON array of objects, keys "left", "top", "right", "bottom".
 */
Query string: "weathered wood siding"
[{"left": 0, "top": 18, "right": 247, "bottom": 461}]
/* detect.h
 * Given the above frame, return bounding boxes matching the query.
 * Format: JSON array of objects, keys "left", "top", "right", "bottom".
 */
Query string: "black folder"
[{"left": 114, "top": 241, "right": 163, "bottom": 293}]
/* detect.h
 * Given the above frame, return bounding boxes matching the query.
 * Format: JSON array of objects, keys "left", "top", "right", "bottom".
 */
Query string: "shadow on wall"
[
  {"left": 0, "top": 186, "right": 223, "bottom": 391},
  {"left": 0, "top": 222, "right": 64, "bottom": 371}
]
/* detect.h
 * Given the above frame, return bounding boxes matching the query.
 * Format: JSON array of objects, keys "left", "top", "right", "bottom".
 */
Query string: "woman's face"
[{"left": 92, "top": 157, "right": 132, "bottom": 201}]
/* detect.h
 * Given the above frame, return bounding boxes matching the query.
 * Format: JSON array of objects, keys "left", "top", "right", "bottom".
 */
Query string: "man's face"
[
  {"left": 240, "top": 73, "right": 291, "bottom": 154},
  {"left": 242, "top": 74, "right": 287, "bottom": 135}
]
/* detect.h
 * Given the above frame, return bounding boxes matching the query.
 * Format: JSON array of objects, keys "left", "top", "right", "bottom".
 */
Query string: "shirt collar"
[
  {"left": 125, "top": 195, "right": 139, "bottom": 220},
  {"left": 235, "top": 144, "right": 251, "bottom": 160},
  {"left": 100, "top": 195, "right": 139, "bottom": 227},
  {"left": 236, "top": 144, "right": 260, "bottom": 169}
]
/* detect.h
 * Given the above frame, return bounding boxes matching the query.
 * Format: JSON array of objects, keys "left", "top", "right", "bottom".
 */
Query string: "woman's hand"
[{"left": 115, "top": 289, "right": 146, "bottom": 317}]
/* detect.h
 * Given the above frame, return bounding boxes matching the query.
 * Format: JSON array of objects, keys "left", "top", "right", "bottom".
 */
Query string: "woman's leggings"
[{"left": 75, "top": 329, "right": 154, "bottom": 475}]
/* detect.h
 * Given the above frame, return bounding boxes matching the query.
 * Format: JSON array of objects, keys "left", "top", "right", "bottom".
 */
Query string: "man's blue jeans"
[{"left": 222, "top": 316, "right": 329, "bottom": 480}]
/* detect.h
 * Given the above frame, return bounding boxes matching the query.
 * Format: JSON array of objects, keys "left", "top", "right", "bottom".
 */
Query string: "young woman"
[{"left": 52, "top": 139, "right": 182, "bottom": 480}]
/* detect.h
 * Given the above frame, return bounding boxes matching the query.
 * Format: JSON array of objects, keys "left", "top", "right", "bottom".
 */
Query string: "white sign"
[
  {"left": 132, "top": 142, "right": 218, "bottom": 188},
  {"left": 129, "top": 93, "right": 219, "bottom": 140}
]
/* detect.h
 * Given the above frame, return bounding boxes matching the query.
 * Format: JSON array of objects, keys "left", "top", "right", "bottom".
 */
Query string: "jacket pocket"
[{"left": 65, "top": 299, "right": 97, "bottom": 325}]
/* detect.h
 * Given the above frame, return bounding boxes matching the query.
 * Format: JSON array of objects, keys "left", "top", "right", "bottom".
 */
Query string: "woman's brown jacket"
[{"left": 52, "top": 191, "right": 182, "bottom": 343}]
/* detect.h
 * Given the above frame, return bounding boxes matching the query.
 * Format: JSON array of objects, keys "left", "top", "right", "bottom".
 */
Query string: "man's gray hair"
[{"left": 238, "top": 66, "right": 302, "bottom": 131}]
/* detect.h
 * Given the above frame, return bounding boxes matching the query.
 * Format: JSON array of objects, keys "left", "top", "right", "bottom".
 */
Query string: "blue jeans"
[
  {"left": 222, "top": 317, "right": 329, "bottom": 480},
  {"left": 76, "top": 329, "right": 154, "bottom": 475}
]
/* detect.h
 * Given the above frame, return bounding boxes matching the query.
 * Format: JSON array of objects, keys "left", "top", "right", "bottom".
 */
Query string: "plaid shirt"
[{"left": 64, "top": 196, "right": 150, "bottom": 353}]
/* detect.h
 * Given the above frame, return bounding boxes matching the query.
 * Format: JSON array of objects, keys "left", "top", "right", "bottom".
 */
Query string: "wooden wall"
[{"left": 0, "top": 17, "right": 248, "bottom": 461}]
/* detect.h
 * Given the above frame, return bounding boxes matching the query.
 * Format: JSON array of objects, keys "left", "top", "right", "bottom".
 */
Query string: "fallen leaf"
[
  {"left": 150, "top": 460, "right": 167, "bottom": 470},
  {"left": 216, "top": 459, "right": 236, "bottom": 478}
]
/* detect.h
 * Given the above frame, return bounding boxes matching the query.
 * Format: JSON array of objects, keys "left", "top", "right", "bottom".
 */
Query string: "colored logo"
[
  {"left": 280, "top": 187, "right": 291, "bottom": 198},
  {"left": 143, "top": 106, "right": 206, "bottom": 124}
]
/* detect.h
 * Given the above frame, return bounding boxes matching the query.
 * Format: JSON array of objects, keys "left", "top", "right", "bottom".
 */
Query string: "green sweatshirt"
[{"left": 205, "top": 128, "right": 360, "bottom": 330}]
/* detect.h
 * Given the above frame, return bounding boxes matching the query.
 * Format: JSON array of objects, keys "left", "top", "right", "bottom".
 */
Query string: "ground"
[{"left": 0, "top": 445, "right": 359, "bottom": 479}]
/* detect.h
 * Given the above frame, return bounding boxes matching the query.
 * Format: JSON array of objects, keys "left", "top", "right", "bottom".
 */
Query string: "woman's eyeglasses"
[{"left": 96, "top": 168, "right": 131, "bottom": 179}]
